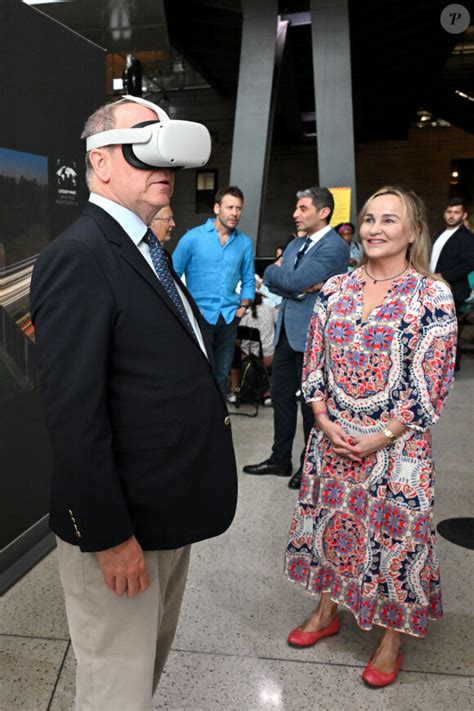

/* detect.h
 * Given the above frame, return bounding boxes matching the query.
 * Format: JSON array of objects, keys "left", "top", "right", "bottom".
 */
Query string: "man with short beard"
[
  {"left": 243, "top": 187, "right": 349, "bottom": 488},
  {"left": 173, "top": 186, "right": 255, "bottom": 398}
]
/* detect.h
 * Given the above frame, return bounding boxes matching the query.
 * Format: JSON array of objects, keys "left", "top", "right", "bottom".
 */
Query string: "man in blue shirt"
[{"left": 173, "top": 186, "right": 255, "bottom": 397}]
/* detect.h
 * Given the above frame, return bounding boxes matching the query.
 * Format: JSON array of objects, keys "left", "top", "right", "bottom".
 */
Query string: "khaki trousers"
[{"left": 56, "top": 537, "right": 191, "bottom": 711}]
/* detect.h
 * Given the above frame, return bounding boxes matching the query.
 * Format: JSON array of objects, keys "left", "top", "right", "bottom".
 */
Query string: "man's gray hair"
[
  {"left": 296, "top": 186, "right": 335, "bottom": 222},
  {"left": 81, "top": 103, "right": 117, "bottom": 188},
  {"left": 81, "top": 99, "right": 135, "bottom": 188}
]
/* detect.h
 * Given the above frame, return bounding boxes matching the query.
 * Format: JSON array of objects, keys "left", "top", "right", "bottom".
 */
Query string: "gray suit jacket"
[{"left": 264, "top": 230, "right": 349, "bottom": 352}]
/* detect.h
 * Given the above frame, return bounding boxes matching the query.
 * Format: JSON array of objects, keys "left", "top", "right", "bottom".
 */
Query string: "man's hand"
[
  {"left": 96, "top": 535, "right": 150, "bottom": 597},
  {"left": 303, "top": 282, "right": 323, "bottom": 293},
  {"left": 236, "top": 306, "right": 247, "bottom": 319}
]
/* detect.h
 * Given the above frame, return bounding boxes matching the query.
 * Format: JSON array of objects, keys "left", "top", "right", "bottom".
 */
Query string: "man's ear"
[
  {"left": 89, "top": 148, "right": 112, "bottom": 183},
  {"left": 319, "top": 206, "right": 331, "bottom": 221},
  {"left": 213, "top": 202, "right": 220, "bottom": 216}
]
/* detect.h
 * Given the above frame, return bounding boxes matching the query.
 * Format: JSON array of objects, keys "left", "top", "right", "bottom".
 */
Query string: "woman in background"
[
  {"left": 286, "top": 186, "right": 457, "bottom": 688},
  {"left": 335, "top": 222, "right": 363, "bottom": 270},
  {"left": 239, "top": 292, "right": 277, "bottom": 366}
]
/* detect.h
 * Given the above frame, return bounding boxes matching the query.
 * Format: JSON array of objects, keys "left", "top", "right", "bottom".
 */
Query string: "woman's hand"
[
  {"left": 350, "top": 432, "right": 389, "bottom": 459},
  {"left": 352, "top": 421, "right": 406, "bottom": 458},
  {"left": 318, "top": 417, "right": 362, "bottom": 462},
  {"left": 316, "top": 414, "right": 405, "bottom": 462}
]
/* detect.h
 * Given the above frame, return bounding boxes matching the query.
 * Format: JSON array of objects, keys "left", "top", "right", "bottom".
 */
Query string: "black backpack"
[
  {"left": 234, "top": 326, "right": 270, "bottom": 415},
  {"left": 236, "top": 353, "right": 270, "bottom": 406}
]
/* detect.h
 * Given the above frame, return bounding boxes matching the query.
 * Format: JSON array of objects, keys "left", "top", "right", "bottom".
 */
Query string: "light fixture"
[
  {"left": 455, "top": 89, "right": 474, "bottom": 102},
  {"left": 23, "top": 1, "right": 74, "bottom": 5},
  {"left": 416, "top": 108, "right": 432, "bottom": 121},
  {"left": 452, "top": 170, "right": 459, "bottom": 178}
]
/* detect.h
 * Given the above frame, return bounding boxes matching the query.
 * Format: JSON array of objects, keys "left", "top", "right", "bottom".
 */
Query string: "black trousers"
[{"left": 269, "top": 325, "right": 314, "bottom": 468}]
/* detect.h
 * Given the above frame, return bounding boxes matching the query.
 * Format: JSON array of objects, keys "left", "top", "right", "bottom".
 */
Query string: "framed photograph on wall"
[{"left": 196, "top": 168, "right": 218, "bottom": 213}]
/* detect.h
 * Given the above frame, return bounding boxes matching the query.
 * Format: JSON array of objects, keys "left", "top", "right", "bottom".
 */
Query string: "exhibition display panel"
[{"left": 0, "top": 0, "right": 106, "bottom": 593}]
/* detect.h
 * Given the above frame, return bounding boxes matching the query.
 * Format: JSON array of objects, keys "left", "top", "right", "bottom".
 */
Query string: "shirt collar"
[
  {"left": 307, "top": 224, "right": 332, "bottom": 243},
  {"left": 89, "top": 193, "right": 148, "bottom": 246},
  {"left": 206, "top": 216, "right": 240, "bottom": 240}
]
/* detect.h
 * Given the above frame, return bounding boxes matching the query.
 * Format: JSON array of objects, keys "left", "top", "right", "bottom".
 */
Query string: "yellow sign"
[{"left": 329, "top": 187, "right": 351, "bottom": 225}]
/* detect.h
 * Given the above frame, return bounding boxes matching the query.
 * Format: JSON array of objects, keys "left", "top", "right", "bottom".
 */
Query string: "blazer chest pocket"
[{"left": 113, "top": 423, "right": 181, "bottom": 452}]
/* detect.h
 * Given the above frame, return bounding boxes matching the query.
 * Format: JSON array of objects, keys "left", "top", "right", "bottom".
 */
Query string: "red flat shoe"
[
  {"left": 287, "top": 615, "right": 341, "bottom": 648},
  {"left": 361, "top": 651, "right": 403, "bottom": 688}
]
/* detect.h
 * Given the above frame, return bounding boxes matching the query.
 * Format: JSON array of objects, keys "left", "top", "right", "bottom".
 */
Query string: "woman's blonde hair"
[{"left": 357, "top": 185, "right": 441, "bottom": 280}]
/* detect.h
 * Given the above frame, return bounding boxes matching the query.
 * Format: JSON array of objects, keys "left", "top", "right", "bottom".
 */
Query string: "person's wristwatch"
[{"left": 382, "top": 426, "right": 397, "bottom": 445}]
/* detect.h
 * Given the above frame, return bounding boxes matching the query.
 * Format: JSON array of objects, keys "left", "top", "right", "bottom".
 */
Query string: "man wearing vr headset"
[{"left": 30, "top": 96, "right": 237, "bottom": 711}]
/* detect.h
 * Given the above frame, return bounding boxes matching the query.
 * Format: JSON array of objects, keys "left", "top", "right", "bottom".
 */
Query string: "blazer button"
[{"left": 224, "top": 416, "right": 231, "bottom": 426}]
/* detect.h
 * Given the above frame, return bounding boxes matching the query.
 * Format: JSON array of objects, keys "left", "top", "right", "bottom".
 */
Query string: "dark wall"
[{"left": 0, "top": 0, "right": 106, "bottom": 569}]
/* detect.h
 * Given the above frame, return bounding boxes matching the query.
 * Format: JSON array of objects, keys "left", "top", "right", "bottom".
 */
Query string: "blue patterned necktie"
[
  {"left": 294, "top": 237, "right": 312, "bottom": 269},
  {"left": 144, "top": 229, "right": 199, "bottom": 343}
]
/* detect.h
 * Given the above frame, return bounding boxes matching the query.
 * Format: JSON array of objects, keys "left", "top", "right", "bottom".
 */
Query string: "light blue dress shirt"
[{"left": 172, "top": 218, "right": 255, "bottom": 325}]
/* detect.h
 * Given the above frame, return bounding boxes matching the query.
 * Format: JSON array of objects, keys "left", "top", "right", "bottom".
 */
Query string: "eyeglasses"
[{"left": 153, "top": 217, "right": 174, "bottom": 223}]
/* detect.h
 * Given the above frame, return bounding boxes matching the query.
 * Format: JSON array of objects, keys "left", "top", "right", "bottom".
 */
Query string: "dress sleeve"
[
  {"left": 390, "top": 279, "right": 457, "bottom": 431},
  {"left": 302, "top": 275, "right": 342, "bottom": 403}
]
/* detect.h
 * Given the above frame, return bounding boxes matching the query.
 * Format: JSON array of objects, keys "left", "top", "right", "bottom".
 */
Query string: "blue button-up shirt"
[{"left": 172, "top": 218, "right": 255, "bottom": 325}]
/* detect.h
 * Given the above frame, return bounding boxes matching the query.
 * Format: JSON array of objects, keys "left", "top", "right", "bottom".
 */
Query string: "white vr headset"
[{"left": 85, "top": 95, "right": 212, "bottom": 170}]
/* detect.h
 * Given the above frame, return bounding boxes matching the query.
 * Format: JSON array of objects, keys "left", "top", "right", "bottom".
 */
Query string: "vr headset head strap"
[
  {"left": 117, "top": 95, "right": 170, "bottom": 123},
  {"left": 86, "top": 126, "right": 152, "bottom": 151},
  {"left": 86, "top": 95, "right": 171, "bottom": 152}
]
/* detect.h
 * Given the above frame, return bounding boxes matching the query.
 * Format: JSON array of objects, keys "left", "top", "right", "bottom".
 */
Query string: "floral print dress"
[{"left": 285, "top": 268, "right": 457, "bottom": 637}]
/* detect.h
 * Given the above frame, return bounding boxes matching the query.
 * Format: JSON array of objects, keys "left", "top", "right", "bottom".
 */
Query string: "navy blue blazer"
[
  {"left": 264, "top": 230, "right": 349, "bottom": 352},
  {"left": 30, "top": 203, "right": 238, "bottom": 552}
]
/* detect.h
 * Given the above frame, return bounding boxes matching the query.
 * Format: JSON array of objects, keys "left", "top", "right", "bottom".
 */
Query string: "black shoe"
[
  {"left": 288, "top": 467, "right": 302, "bottom": 489},
  {"left": 243, "top": 459, "right": 292, "bottom": 476}
]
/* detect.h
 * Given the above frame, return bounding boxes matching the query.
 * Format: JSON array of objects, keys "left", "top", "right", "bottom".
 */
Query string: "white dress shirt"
[
  {"left": 89, "top": 193, "right": 207, "bottom": 356},
  {"left": 305, "top": 224, "right": 333, "bottom": 253},
  {"left": 430, "top": 227, "right": 457, "bottom": 272}
]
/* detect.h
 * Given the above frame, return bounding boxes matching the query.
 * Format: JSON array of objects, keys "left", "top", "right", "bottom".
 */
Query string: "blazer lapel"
[
  {"left": 120, "top": 237, "right": 214, "bottom": 356},
  {"left": 293, "top": 230, "right": 332, "bottom": 268},
  {"left": 167, "top": 260, "right": 215, "bottom": 366},
  {"left": 82, "top": 203, "right": 205, "bottom": 352},
  {"left": 305, "top": 231, "right": 332, "bottom": 260}
]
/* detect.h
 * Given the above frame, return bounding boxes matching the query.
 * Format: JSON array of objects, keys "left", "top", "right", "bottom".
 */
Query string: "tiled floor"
[{"left": 1, "top": 356, "right": 473, "bottom": 710}]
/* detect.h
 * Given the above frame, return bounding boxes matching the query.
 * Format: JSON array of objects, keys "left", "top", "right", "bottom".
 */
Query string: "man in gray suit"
[{"left": 243, "top": 187, "right": 349, "bottom": 488}]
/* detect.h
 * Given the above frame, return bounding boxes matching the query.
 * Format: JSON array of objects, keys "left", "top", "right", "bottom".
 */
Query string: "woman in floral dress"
[{"left": 285, "top": 186, "right": 457, "bottom": 687}]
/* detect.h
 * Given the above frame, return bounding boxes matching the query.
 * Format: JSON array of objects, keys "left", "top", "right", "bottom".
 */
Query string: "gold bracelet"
[{"left": 382, "top": 427, "right": 397, "bottom": 445}]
